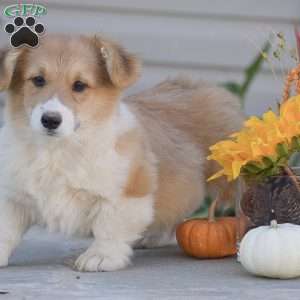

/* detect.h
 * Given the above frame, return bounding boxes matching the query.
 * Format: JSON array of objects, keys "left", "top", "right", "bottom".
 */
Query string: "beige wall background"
[{"left": 0, "top": 0, "right": 299, "bottom": 115}]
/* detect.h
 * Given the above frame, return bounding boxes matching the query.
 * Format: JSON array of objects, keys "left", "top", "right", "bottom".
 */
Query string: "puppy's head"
[{"left": 0, "top": 34, "right": 140, "bottom": 138}]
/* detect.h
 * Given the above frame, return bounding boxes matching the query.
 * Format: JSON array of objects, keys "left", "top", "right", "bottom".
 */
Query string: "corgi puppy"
[{"left": 0, "top": 34, "right": 243, "bottom": 271}]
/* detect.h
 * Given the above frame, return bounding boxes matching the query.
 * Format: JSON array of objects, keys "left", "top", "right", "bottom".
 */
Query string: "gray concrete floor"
[{"left": 0, "top": 228, "right": 300, "bottom": 300}]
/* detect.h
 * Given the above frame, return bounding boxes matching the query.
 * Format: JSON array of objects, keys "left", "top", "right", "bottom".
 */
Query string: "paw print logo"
[{"left": 5, "top": 16, "right": 45, "bottom": 48}]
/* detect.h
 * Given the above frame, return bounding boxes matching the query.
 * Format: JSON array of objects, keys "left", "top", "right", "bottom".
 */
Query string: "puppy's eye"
[
  {"left": 32, "top": 76, "right": 46, "bottom": 88},
  {"left": 73, "top": 81, "right": 87, "bottom": 93}
]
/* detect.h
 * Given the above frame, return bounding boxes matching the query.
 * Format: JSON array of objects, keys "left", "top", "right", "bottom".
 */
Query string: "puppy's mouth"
[{"left": 46, "top": 130, "right": 58, "bottom": 137}]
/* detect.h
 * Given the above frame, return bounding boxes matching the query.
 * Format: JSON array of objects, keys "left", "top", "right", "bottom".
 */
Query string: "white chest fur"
[{"left": 0, "top": 104, "right": 138, "bottom": 236}]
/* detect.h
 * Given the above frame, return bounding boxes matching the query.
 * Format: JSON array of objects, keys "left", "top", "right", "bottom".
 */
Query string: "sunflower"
[{"left": 208, "top": 95, "right": 300, "bottom": 182}]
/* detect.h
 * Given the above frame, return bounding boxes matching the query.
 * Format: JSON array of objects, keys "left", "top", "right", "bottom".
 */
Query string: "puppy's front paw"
[{"left": 73, "top": 245, "right": 131, "bottom": 272}]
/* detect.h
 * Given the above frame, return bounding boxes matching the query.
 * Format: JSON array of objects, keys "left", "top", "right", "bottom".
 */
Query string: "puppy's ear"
[
  {"left": 93, "top": 36, "right": 141, "bottom": 89},
  {"left": 0, "top": 47, "right": 24, "bottom": 91}
]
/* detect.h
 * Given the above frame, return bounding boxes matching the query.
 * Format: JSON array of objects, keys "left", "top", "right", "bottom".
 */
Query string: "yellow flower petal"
[
  {"left": 207, "top": 95, "right": 300, "bottom": 182},
  {"left": 207, "top": 169, "right": 226, "bottom": 181}
]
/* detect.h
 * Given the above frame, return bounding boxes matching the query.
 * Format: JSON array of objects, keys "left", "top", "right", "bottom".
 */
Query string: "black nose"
[{"left": 41, "top": 112, "right": 62, "bottom": 130}]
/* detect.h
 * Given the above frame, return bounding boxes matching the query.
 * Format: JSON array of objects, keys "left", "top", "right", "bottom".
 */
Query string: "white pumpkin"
[{"left": 239, "top": 220, "right": 300, "bottom": 279}]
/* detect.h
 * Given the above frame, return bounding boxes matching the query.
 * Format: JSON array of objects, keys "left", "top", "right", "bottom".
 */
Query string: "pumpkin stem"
[
  {"left": 208, "top": 195, "right": 219, "bottom": 222},
  {"left": 270, "top": 219, "right": 278, "bottom": 228}
]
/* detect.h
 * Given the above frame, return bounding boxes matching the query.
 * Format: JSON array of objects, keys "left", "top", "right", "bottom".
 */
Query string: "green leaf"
[
  {"left": 259, "top": 166, "right": 280, "bottom": 178},
  {"left": 190, "top": 196, "right": 212, "bottom": 218},
  {"left": 291, "top": 136, "right": 300, "bottom": 151},
  {"left": 277, "top": 156, "right": 288, "bottom": 167},
  {"left": 221, "top": 41, "right": 271, "bottom": 107},
  {"left": 262, "top": 156, "right": 274, "bottom": 168},
  {"left": 239, "top": 41, "right": 271, "bottom": 102},
  {"left": 243, "top": 162, "right": 263, "bottom": 174},
  {"left": 222, "top": 82, "right": 242, "bottom": 98},
  {"left": 276, "top": 143, "right": 289, "bottom": 157}
]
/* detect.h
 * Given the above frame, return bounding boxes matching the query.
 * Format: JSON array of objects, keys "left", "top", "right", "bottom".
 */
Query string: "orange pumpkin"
[{"left": 176, "top": 198, "right": 237, "bottom": 258}]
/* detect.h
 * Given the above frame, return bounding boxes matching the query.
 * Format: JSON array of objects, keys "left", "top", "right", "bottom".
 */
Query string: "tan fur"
[
  {"left": 124, "top": 163, "right": 153, "bottom": 198},
  {"left": 115, "top": 129, "right": 140, "bottom": 155},
  {"left": 116, "top": 129, "right": 154, "bottom": 198},
  {"left": 125, "top": 78, "right": 244, "bottom": 238}
]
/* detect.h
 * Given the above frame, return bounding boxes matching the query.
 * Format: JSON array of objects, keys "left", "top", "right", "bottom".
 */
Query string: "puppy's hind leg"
[
  {"left": 0, "top": 199, "right": 34, "bottom": 267},
  {"left": 134, "top": 229, "right": 177, "bottom": 249}
]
